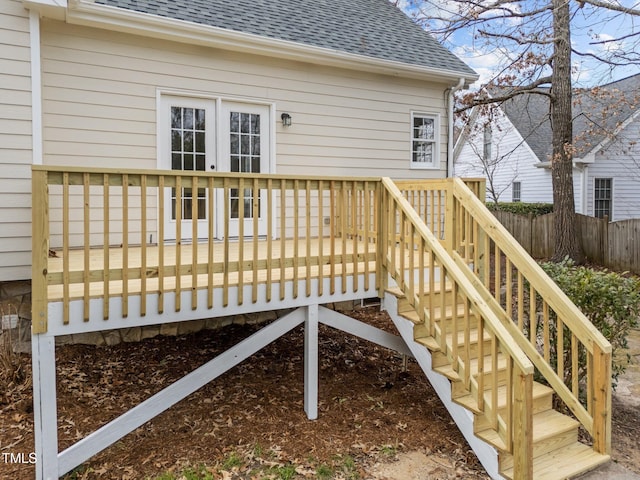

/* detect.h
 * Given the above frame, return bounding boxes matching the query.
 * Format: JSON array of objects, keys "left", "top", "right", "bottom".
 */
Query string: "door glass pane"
[
  {"left": 170, "top": 106, "right": 207, "bottom": 221},
  {"left": 229, "top": 111, "right": 261, "bottom": 219}
]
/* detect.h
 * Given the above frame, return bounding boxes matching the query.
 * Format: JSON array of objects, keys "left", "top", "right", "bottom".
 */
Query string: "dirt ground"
[{"left": 1, "top": 307, "right": 639, "bottom": 479}]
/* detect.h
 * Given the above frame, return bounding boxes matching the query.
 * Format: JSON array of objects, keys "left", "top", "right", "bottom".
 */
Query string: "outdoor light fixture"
[{"left": 281, "top": 112, "right": 292, "bottom": 127}]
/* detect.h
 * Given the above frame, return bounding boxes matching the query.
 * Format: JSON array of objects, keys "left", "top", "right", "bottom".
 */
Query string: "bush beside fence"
[{"left": 490, "top": 211, "right": 640, "bottom": 274}]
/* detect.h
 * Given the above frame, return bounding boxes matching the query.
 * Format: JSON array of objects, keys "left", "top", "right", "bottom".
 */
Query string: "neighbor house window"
[
  {"left": 594, "top": 178, "right": 612, "bottom": 219},
  {"left": 483, "top": 124, "right": 492, "bottom": 162},
  {"left": 411, "top": 113, "right": 439, "bottom": 169},
  {"left": 512, "top": 181, "right": 521, "bottom": 202}
]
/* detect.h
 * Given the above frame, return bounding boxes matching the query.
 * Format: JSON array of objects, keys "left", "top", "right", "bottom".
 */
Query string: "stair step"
[
  {"left": 400, "top": 303, "right": 470, "bottom": 327},
  {"left": 478, "top": 409, "right": 578, "bottom": 456},
  {"left": 454, "top": 381, "right": 553, "bottom": 416},
  {"left": 432, "top": 351, "right": 508, "bottom": 382},
  {"left": 501, "top": 442, "right": 609, "bottom": 480}
]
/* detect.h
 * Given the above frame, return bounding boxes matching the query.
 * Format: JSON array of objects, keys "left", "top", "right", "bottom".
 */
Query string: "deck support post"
[
  {"left": 304, "top": 304, "right": 319, "bottom": 420},
  {"left": 32, "top": 334, "right": 58, "bottom": 480}
]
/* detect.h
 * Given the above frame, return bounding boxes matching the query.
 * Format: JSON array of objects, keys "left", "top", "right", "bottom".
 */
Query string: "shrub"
[
  {"left": 487, "top": 202, "right": 554, "bottom": 216},
  {"left": 540, "top": 259, "right": 640, "bottom": 386}
]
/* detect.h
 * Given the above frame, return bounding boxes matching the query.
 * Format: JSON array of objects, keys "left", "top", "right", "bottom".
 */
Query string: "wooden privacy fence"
[{"left": 490, "top": 211, "right": 640, "bottom": 273}]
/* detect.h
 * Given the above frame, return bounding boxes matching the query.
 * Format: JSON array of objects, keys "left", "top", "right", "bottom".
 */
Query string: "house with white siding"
[
  {"left": 0, "top": 0, "right": 479, "bottom": 282},
  {"left": 454, "top": 74, "right": 640, "bottom": 220},
  {"left": 2, "top": 3, "right": 616, "bottom": 480}
]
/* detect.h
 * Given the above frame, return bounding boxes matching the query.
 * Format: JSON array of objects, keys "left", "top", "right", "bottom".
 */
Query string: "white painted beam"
[
  {"left": 45, "top": 275, "right": 377, "bottom": 337},
  {"left": 32, "top": 335, "right": 58, "bottom": 480},
  {"left": 317, "top": 306, "right": 413, "bottom": 357},
  {"left": 56, "top": 308, "right": 306, "bottom": 478},
  {"left": 304, "top": 304, "right": 318, "bottom": 420}
]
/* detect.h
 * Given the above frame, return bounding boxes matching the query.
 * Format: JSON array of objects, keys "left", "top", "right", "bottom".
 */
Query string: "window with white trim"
[
  {"left": 594, "top": 178, "right": 612, "bottom": 219},
  {"left": 483, "top": 124, "right": 492, "bottom": 162},
  {"left": 512, "top": 181, "right": 521, "bottom": 202},
  {"left": 411, "top": 113, "right": 439, "bottom": 169}
]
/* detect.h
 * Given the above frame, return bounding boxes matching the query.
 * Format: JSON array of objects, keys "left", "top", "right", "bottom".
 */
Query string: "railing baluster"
[
  {"left": 223, "top": 177, "right": 230, "bottom": 307},
  {"left": 191, "top": 175, "right": 198, "bottom": 310},
  {"left": 266, "top": 178, "right": 273, "bottom": 302},
  {"left": 318, "top": 180, "right": 324, "bottom": 297},
  {"left": 238, "top": 177, "right": 245, "bottom": 305},
  {"left": 207, "top": 176, "right": 214, "bottom": 309},
  {"left": 174, "top": 175, "right": 182, "bottom": 312},
  {"left": 280, "top": 178, "right": 286, "bottom": 300},
  {"left": 141, "top": 174, "right": 148, "bottom": 316},
  {"left": 363, "top": 182, "right": 370, "bottom": 291},
  {"left": 340, "top": 181, "right": 347, "bottom": 293},
  {"left": 103, "top": 173, "right": 110, "bottom": 320},
  {"left": 83, "top": 173, "right": 90, "bottom": 321},
  {"left": 306, "top": 179, "right": 311, "bottom": 297},
  {"left": 158, "top": 176, "right": 165, "bottom": 314},
  {"left": 351, "top": 182, "right": 358, "bottom": 293},
  {"left": 63, "top": 173, "right": 70, "bottom": 325},
  {"left": 121, "top": 174, "right": 129, "bottom": 317},
  {"left": 252, "top": 177, "right": 259, "bottom": 303},
  {"left": 293, "top": 179, "right": 300, "bottom": 298}
]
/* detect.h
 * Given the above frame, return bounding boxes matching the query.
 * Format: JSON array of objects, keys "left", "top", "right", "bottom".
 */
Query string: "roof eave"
[{"left": 26, "top": 0, "right": 478, "bottom": 84}]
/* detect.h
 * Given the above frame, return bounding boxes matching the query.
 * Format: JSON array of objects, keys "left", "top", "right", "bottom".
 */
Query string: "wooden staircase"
[{"left": 385, "top": 285, "right": 610, "bottom": 479}]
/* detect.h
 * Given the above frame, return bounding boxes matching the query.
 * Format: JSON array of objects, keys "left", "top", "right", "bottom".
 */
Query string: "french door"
[
  {"left": 160, "top": 96, "right": 271, "bottom": 241},
  {"left": 220, "top": 102, "right": 270, "bottom": 238}
]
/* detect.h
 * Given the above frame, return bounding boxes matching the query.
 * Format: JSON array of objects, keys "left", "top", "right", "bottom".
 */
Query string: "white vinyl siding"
[
  {"left": 585, "top": 115, "right": 640, "bottom": 221},
  {"left": 38, "top": 20, "right": 451, "bottom": 248},
  {"left": 455, "top": 109, "right": 553, "bottom": 203},
  {"left": 0, "top": 0, "right": 32, "bottom": 281}
]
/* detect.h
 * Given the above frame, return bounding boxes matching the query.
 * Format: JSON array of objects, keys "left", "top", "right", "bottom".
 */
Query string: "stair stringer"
[{"left": 383, "top": 292, "right": 505, "bottom": 480}]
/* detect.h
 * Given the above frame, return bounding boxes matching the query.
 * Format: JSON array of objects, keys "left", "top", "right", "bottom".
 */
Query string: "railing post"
[
  {"left": 376, "top": 181, "right": 388, "bottom": 297},
  {"left": 444, "top": 178, "right": 456, "bottom": 254},
  {"left": 32, "top": 168, "right": 49, "bottom": 334},
  {"left": 512, "top": 367, "right": 533, "bottom": 479},
  {"left": 591, "top": 344, "right": 612, "bottom": 455}
]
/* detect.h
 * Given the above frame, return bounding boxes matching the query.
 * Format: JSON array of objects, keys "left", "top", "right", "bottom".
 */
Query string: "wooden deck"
[
  {"left": 30, "top": 166, "right": 613, "bottom": 480},
  {"left": 47, "top": 237, "right": 377, "bottom": 301}
]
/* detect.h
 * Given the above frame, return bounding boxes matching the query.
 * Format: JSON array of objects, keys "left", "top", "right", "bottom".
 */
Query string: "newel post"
[
  {"left": 512, "top": 367, "right": 533, "bottom": 479},
  {"left": 32, "top": 168, "right": 49, "bottom": 334},
  {"left": 444, "top": 178, "right": 456, "bottom": 254},
  {"left": 376, "top": 181, "right": 388, "bottom": 297},
  {"left": 591, "top": 344, "right": 612, "bottom": 455}
]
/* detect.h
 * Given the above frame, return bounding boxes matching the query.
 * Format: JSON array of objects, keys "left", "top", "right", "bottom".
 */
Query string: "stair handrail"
[
  {"left": 380, "top": 178, "right": 534, "bottom": 477},
  {"left": 449, "top": 178, "right": 611, "bottom": 455}
]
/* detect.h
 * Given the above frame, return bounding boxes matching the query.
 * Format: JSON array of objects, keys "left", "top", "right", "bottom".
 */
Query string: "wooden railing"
[
  {"left": 380, "top": 178, "right": 535, "bottom": 477},
  {"left": 31, "top": 166, "right": 380, "bottom": 333},
  {"left": 446, "top": 178, "right": 611, "bottom": 455}
]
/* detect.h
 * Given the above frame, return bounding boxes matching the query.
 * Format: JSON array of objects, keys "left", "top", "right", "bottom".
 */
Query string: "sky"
[{"left": 396, "top": 0, "right": 640, "bottom": 88}]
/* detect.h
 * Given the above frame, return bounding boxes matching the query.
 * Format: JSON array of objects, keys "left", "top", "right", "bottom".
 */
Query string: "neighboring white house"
[
  {"left": 0, "top": 0, "right": 477, "bottom": 282},
  {"left": 454, "top": 74, "right": 640, "bottom": 220}
]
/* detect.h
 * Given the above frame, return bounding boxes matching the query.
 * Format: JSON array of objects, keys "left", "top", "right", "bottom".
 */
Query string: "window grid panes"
[
  {"left": 483, "top": 125, "right": 492, "bottom": 162},
  {"left": 171, "top": 106, "right": 206, "bottom": 220},
  {"left": 229, "top": 112, "right": 261, "bottom": 219},
  {"left": 412, "top": 114, "right": 437, "bottom": 166},
  {"left": 512, "top": 181, "right": 521, "bottom": 202},
  {"left": 594, "top": 178, "right": 612, "bottom": 219}
]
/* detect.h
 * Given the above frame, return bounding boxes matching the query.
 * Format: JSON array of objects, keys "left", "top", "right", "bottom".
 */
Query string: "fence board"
[{"left": 491, "top": 211, "right": 640, "bottom": 274}]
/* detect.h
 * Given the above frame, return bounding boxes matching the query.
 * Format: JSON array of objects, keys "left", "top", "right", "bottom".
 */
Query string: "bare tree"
[{"left": 404, "top": 0, "right": 640, "bottom": 262}]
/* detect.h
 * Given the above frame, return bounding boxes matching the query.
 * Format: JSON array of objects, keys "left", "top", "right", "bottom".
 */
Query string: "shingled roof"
[
  {"left": 95, "top": 0, "right": 476, "bottom": 77},
  {"left": 497, "top": 74, "right": 640, "bottom": 162}
]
